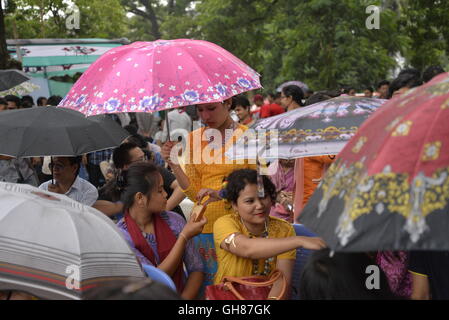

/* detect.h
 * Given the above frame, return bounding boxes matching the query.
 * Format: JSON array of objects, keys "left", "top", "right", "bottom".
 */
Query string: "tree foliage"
[
  {"left": 400, "top": 0, "right": 449, "bottom": 71},
  {"left": 4, "top": 0, "right": 127, "bottom": 39},
  {"left": 195, "top": 0, "right": 406, "bottom": 91},
  {"left": 2, "top": 0, "right": 448, "bottom": 89}
]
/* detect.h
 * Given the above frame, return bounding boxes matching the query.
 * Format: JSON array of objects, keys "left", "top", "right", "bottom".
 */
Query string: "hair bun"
[{"left": 219, "top": 188, "right": 228, "bottom": 200}]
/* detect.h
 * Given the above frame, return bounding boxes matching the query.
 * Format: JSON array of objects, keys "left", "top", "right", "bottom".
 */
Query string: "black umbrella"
[
  {"left": 0, "top": 69, "right": 31, "bottom": 91},
  {"left": 0, "top": 107, "right": 129, "bottom": 157}
]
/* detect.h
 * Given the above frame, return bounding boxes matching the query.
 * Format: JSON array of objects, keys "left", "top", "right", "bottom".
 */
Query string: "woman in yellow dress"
[
  {"left": 203, "top": 169, "right": 326, "bottom": 299},
  {"left": 161, "top": 99, "right": 256, "bottom": 286}
]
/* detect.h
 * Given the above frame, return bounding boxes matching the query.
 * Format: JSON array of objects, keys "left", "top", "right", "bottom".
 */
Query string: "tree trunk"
[
  {"left": 0, "top": 0, "right": 9, "bottom": 69},
  {"left": 142, "top": 0, "right": 161, "bottom": 39},
  {"left": 168, "top": 0, "right": 175, "bottom": 15}
]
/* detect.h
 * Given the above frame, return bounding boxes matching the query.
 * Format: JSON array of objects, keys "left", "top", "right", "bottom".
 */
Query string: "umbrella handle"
[
  {"left": 165, "top": 113, "right": 171, "bottom": 142},
  {"left": 50, "top": 157, "right": 54, "bottom": 185}
]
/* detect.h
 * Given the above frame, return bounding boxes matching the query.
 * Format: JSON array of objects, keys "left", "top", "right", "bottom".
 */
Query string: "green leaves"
[
  {"left": 4, "top": 0, "right": 127, "bottom": 39},
  {"left": 4, "top": 0, "right": 447, "bottom": 90},
  {"left": 400, "top": 0, "right": 449, "bottom": 71}
]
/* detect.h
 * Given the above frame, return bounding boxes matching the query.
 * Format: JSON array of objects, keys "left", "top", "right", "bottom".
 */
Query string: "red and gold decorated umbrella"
[{"left": 299, "top": 72, "right": 449, "bottom": 252}]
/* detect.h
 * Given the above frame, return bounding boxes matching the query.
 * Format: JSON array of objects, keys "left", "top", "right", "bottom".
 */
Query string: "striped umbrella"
[{"left": 0, "top": 182, "right": 145, "bottom": 300}]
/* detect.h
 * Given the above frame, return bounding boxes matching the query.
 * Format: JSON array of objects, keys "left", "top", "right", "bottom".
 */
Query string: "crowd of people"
[{"left": 0, "top": 64, "right": 448, "bottom": 300}]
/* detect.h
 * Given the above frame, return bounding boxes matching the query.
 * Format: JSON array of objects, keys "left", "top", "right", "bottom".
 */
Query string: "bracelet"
[
  {"left": 224, "top": 233, "right": 237, "bottom": 248},
  {"left": 267, "top": 296, "right": 278, "bottom": 300},
  {"left": 179, "top": 233, "right": 188, "bottom": 242}
]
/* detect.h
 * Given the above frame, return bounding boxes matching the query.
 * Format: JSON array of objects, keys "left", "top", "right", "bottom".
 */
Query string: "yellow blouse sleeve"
[
  {"left": 277, "top": 223, "right": 297, "bottom": 260},
  {"left": 182, "top": 162, "right": 202, "bottom": 202},
  {"left": 181, "top": 130, "right": 202, "bottom": 201},
  {"left": 213, "top": 215, "right": 242, "bottom": 248}
]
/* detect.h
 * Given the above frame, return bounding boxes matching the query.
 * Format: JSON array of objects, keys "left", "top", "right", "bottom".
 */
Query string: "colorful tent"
[{"left": 7, "top": 38, "right": 130, "bottom": 99}]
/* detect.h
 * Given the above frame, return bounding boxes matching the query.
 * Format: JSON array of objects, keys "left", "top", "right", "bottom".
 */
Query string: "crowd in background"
[{"left": 1, "top": 64, "right": 448, "bottom": 300}]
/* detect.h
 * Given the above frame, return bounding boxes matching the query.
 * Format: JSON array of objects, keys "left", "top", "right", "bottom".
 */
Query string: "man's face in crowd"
[
  {"left": 50, "top": 157, "right": 78, "bottom": 184},
  {"left": 234, "top": 105, "right": 250, "bottom": 121},
  {"left": 124, "top": 147, "right": 146, "bottom": 170},
  {"left": 378, "top": 84, "right": 389, "bottom": 98},
  {"left": 7, "top": 101, "right": 18, "bottom": 110},
  {"left": 364, "top": 90, "right": 373, "bottom": 98}
]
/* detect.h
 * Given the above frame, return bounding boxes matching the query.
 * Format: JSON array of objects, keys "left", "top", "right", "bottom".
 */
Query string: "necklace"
[
  {"left": 241, "top": 218, "right": 274, "bottom": 276},
  {"left": 206, "top": 120, "right": 237, "bottom": 148}
]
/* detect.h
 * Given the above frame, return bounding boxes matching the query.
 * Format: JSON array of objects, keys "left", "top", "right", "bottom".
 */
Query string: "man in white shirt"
[
  {"left": 39, "top": 156, "right": 98, "bottom": 206},
  {"left": 161, "top": 108, "right": 192, "bottom": 143}
]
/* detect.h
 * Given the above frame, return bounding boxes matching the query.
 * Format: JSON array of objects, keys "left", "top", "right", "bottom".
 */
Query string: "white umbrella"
[{"left": 0, "top": 182, "right": 144, "bottom": 300}]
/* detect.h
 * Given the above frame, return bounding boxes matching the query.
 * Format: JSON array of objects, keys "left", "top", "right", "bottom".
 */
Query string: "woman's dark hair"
[
  {"left": 299, "top": 248, "right": 398, "bottom": 300},
  {"left": 224, "top": 169, "right": 277, "bottom": 204},
  {"left": 232, "top": 95, "right": 251, "bottom": 110},
  {"left": 282, "top": 85, "right": 304, "bottom": 106},
  {"left": 83, "top": 278, "right": 181, "bottom": 300},
  {"left": 0, "top": 98, "right": 7, "bottom": 106},
  {"left": 121, "top": 162, "right": 162, "bottom": 211}
]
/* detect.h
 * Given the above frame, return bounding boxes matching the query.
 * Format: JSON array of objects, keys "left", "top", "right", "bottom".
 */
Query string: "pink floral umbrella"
[{"left": 58, "top": 39, "right": 262, "bottom": 116}]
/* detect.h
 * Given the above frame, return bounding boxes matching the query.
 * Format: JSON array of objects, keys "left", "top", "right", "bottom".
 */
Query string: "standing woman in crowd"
[
  {"left": 280, "top": 85, "right": 304, "bottom": 112},
  {"left": 116, "top": 162, "right": 206, "bottom": 299},
  {"left": 161, "top": 98, "right": 256, "bottom": 286}
]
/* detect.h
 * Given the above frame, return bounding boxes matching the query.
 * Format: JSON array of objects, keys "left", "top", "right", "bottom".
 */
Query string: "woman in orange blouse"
[
  {"left": 293, "top": 156, "right": 335, "bottom": 220},
  {"left": 162, "top": 99, "right": 256, "bottom": 286}
]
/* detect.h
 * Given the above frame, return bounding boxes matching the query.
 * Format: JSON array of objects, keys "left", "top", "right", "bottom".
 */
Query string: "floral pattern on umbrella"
[
  {"left": 226, "top": 96, "right": 386, "bottom": 160},
  {"left": 299, "top": 72, "right": 449, "bottom": 252},
  {"left": 59, "top": 40, "right": 261, "bottom": 116}
]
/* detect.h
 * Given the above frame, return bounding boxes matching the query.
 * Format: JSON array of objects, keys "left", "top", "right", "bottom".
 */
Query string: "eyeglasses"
[
  {"left": 48, "top": 163, "right": 65, "bottom": 171},
  {"left": 130, "top": 154, "right": 148, "bottom": 164}
]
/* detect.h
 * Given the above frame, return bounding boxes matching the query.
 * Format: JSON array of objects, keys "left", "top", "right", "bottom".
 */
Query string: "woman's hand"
[
  {"left": 297, "top": 236, "right": 327, "bottom": 250},
  {"left": 161, "top": 141, "right": 179, "bottom": 166},
  {"left": 196, "top": 188, "right": 221, "bottom": 206},
  {"left": 181, "top": 212, "right": 207, "bottom": 240}
]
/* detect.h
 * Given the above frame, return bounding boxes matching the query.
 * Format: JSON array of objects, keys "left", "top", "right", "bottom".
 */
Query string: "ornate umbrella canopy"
[
  {"left": 226, "top": 96, "right": 386, "bottom": 160},
  {"left": 299, "top": 72, "right": 449, "bottom": 252},
  {"left": 58, "top": 39, "right": 261, "bottom": 116}
]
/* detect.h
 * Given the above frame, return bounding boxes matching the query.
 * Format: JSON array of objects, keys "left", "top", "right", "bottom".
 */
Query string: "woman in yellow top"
[
  {"left": 161, "top": 99, "right": 256, "bottom": 285},
  {"left": 202, "top": 169, "right": 326, "bottom": 299}
]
